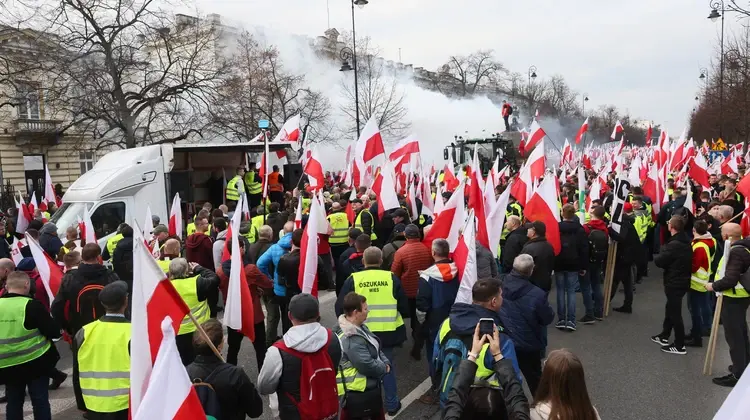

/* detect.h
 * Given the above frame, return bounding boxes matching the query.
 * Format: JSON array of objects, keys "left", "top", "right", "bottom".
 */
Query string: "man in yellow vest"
[
  {"left": 706, "top": 222, "right": 750, "bottom": 387},
  {"left": 327, "top": 202, "right": 350, "bottom": 268},
  {"left": 226, "top": 167, "right": 245, "bottom": 208},
  {"left": 169, "top": 258, "right": 219, "bottom": 366},
  {"left": 74, "top": 281, "right": 130, "bottom": 419},
  {"left": 686, "top": 220, "right": 715, "bottom": 348},
  {"left": 352, "top": 199, "right": 376, "bottom": 241},
  {"left": 245, "top": 163, "right": 263, "bottom": 209},
  {"left": 0, "top": 271, "right": 61, "bottom": 419},
  {"left": 102, "top": 223, "right": 127, "bottom": 261},
  {"left": 334, "top": 247, "right": 408, "bottom": 416}
]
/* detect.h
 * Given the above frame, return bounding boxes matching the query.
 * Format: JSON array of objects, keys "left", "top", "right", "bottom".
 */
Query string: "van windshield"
[{"left": 49, "top": 202, "right": 91, "bottom": 236}]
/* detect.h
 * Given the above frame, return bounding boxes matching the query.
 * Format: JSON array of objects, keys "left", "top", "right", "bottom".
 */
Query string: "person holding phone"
[{"left": 443, "top": 323, "right": 530, "bottom": 420}]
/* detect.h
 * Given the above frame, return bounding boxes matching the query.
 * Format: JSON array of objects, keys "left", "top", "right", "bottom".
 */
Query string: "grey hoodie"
[
  {"left": 212, "top": 229, "right": 228, "bottom": 271},
  {"left": 333, "top": 315, "right": 390, "bottom": 391},
  {"left": 257, "top": 322, "right": 342, "bottom": 396}
]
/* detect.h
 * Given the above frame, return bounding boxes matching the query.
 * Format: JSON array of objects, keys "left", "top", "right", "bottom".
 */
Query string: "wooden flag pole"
[
  {"left": 189, "top": 312, "right": 225, "bottom": 363},
  {"left": 603, "top": 241, "right": 618, "bottom": 317},
  {"left": 703, "top": 294, "right": 724, "bottom": 376}
]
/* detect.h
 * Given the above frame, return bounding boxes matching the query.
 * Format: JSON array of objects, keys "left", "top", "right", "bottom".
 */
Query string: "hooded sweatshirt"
[
  {"left": 416, "top": 260, "right": 459, "bottom": 334},
  {"left": 584, "top": 219, "right": 609, "bottom": 237},
  {"left": 186, "top": 231, "right": 214, "bottom": 270},
  {"left": 212, "top": 229, "right": 228, "bottom": 271}
]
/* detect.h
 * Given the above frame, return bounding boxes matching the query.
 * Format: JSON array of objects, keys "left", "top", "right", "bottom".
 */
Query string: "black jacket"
[
  {"left": 555, "top": 220, "right": 589, "bottom": 272},
  {"left": 340, "top": 252, "right": 365, "bottom": 284},
  {"left": 609, "top": 214, "right": 642, "bottom": 266},
  {"left": 247, "top": 239, "right": 273, "bottom": 265},
  {"left": 277, "top": 249, "right": 329, "bottom": 296},
  {"left": 172, "top": 265, "right": 220, "bottom": 303},
  {"left": 112, "top": 236, "right": 134, "bottom": 287},
  {"left": 0, "top": 293, "right": 61, "bottom": 385},
  {"left": 520, "top": 237, "right": 555, "bottom": 291},
  {"left": 501, "top": 227, "right": 528, "bottom": 273},
  {"left": 265, "top": 212, "right": 289, "bottom": 244},
  {"left": 50, "top": 263, "right": 120, "bottom": 334},
  {"left": 443, "top": 359, "right": 530, "bottom": 420},
  {"left": 39, "top": 232, "right": 63, "bottom": 260},
  {"left": 654, "top": 231, "right": 693, "bottom": 291},
  {"left": 713, "top": 238, "right": 750, "bottom": 294},
  {"left": 187, "top": 354, "right": 264, "bottom": 420}
]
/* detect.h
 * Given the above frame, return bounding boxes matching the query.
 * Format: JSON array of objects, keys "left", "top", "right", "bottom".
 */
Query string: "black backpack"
[
  {"left": 191, "top": 365, "right": 228, "bottom": 420},
  {"left": 588, "top": 229, "right": 609, "bottom": 262},
  {"left": 507, "top": 105, "right": 513, "bottom": 115}
]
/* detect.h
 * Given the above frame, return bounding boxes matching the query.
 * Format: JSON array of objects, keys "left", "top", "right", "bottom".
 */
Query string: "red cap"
[{"left": 623, "top": 202, "right": 634, "bottom": 213}]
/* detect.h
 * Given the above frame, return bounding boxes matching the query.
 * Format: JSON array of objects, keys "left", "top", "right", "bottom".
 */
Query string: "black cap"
[
  {"left": 348, "top": 228, "right": 363, "bottom": 240},
  {"left": 530, "top": 221, "right": 546, "bottom": 237},
  {"left": 289, "top": 293, "right": 319, "bottom": 322},
  {"left": 404, "top": 224, "right": 420, "bottom": 238},
  {"left": 392, "top": 208, "right": 408, "bottom": 220},
  {"left": 393, "top": 223, "right": 406, "bottom": 236},
  {"left": 99, "top": 281, "right": 129, "bottom": 309}
]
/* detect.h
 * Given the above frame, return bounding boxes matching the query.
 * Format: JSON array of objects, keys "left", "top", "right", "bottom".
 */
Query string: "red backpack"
[{"left": 273, "top": 331, "right": 339, "bottom": 420}]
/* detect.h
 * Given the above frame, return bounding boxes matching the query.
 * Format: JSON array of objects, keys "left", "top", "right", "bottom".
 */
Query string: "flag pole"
[
  {"left": 263, "top": 128, "right": 269, "bottom": 225},
  {"left": 602, "top": 240, "right": 618, "bottom": 317},
  {"left": 188, "top": 312, "right": 225, "bottom": 363},
  {"left": 703, "top": 294, "right": 724, "bottom": 375}
]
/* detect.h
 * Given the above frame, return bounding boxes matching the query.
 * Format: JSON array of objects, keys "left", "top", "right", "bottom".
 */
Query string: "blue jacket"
[
  {"left": 416, "top": 260, "right": 459, "bottom": 336},
  {"left": 498, "top": 270, "right": 555, "bottom": 352},
  {"left": 434, "top": 302, "right": 522, "bottom": 383},
  {"left": 257, "top": 232, "right": 293, "bottom": 296}
]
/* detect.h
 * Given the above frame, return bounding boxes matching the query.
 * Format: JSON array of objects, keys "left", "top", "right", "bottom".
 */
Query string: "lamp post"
[
  {"left": 582, "top": 93, "right": 589, "bottom": 115},
  {"left": 528, "top": 65, "right": 537, "bottom": 85},
  {"left": 339, "top": 0, "right": 367, "bottom": 138},
  {"left": 708, "top": 0, "right": 725, "bottom": 139}
]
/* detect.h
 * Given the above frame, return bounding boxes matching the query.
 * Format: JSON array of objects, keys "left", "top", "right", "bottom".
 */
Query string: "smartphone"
[{"left": 479, "top": 318, "right": 495, "bottom": 337}]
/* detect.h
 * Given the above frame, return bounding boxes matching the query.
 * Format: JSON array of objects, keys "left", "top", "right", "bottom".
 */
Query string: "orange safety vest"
[{"left": 268, "top": 172, "right": 283, "bottom": 192}]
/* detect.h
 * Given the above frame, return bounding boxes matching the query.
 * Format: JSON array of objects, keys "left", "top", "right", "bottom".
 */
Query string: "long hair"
[{"left": 533, "top": 349, "right": 598, "bottom": 420}]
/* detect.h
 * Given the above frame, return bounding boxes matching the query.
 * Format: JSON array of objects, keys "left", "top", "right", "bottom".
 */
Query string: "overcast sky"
[{"left": 190, "top": 0, "right": 740, "bottom": 138}]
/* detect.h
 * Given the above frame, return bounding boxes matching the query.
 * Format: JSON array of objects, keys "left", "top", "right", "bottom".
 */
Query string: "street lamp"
[
  {"left": 528, "top": 65, "right": 538, "bottom": 85},
  {"left": 339, "top": 0, "right": 366, "bottom": 137},
  {"left": 339, "top": 48, "right": 354, "bottom": 72},
  {"left": 699, "top": 67, "right": 708, "bottom": 80},
  {"left": 708, "top": 0, "right": 725, "bottom": 139},
  {"left": 582, "top": 93, "right": 589, "bottom": 115}
]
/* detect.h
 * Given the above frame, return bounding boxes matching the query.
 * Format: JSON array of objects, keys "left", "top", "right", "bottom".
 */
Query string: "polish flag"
[
  {"left": 29, "top": 191, "right": 38, "bottom": 215},
  {"left": 721, "top": 152, "right": 739, "bottom": 175},
  {"left": 645, "top": 123, "right": 653, "bottom": 146},
  {"left": 15, "top": 193, "right": 31, "bottom": 234},
  {"left": 683, "top": 184, "right": 696, "bottom": 215},
  {"left": 389, "top": 135, "right": 420, "bottom": 162},
  {"left": 420, "top": 175, "right": 435, "bottom": 217},
  {"left": 628, "top": 155, "right": 642, "bottom": 187},
  {"left": 689, "top": 152, "right": 711, "bottom": 190},
  {"left": 423, "top": 181, "right": 466, "bottom": 252},
  {"left": 442, "top": 164, "right": 459, "bottom": 192},
  {"left": 294, "top": 195, "right": 303, "bottom": 229},
  {"left": 735, "top": 172, "right": 750, "bottom": 200},
  {"left": 370, "top": 163, "right": 401, "bottom": 219},
  {"left": 433, "top": 183, "right": 445, "bottom": 217},
  {"left": 518, "top": 129, "right": 528, "bottom": 156},
  {"left": 130, "top": 223, "right": 190, "bottom": 416},
  {"left": 407, "top": 181, "right": 419, "bottom": 221},
  {"left": 43, "top": 164, "right": 61, "bottom": 210},
  {"left": 523, "top": 176, "right": 561, "bottom": 255},
  {"left": 345, "top": 188, "right": 356, "bottom": 224},
  {"left": 143, "top": 206, "right": 155, "bottom": 244},
  {"left": 453, "top": 211, "right": 477, "bottom": 305},
  {"left": 525, "top": 120, "right": 547, "bottom": 152},
  {"left": 587, "top": 176, "right": 601, "bottom": 211},
  {"left": 133, "top": 317, "right": 207, "bottom": 420},
  {"left": 356, "top": 116, "right": 386, "bottom": 164},
  {"left": 487, "top": 182, "right": 512, "bottom": 258},
  {"left": 299, "top": 195, "right": 325, "bottom": 296},
  {"left": 560, "top": 138, "right": 573, "bottom": 168},
  {"left": 527, "top": 139, "right": 546, "bottom": 182},
  {"left": 10, "top": 238, "right": 25, "bottom": 266},
  {"left": 642, "top": 163, "right": 662, "bottom": 215},
  {"left": 303, "top": 148, "right": 326, "bottom": 191},
  {"left": 272, "top": 114, "right": 302, "bottom": 150},
  {"left": 25, "top": 233, "right": 63, "bottom": 303},
  {"left": 574, "top": 118, "right": 589, "bottom": 145},
  {"left": 81, "top": 207, "right": 96, "bottom": 245},
  {"left": 168, "top": 193, "right": 182, "bottom": 239},
  {"left": 223, "top": 202, "right": 255, "bottom": 341},
  {"left": 670, "top": 139, "right": 686, "bottom": 172},
  {"left": 610, "top": 120, "right": 624, "bottom": 140},
  {"left": 467, "top": 145, "right": 490, "bottom": 249}
]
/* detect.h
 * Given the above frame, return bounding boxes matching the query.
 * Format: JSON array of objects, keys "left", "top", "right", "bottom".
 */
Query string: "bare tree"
[
  {"left": 0, "top": 26, "right": 45, "bottom": 111},
  {"left": 435, "top": 50, "right": 507, "bottom": 97},
  {"left": 340, "top": 35, "right": 410, "bottom": 140}
]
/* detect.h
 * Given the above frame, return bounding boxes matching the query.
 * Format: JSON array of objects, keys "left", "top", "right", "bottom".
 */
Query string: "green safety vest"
[
  {"left": 77, "top": 320, "right": 131, "bottom": 412},
  {"left": 0, "top": 297, "right": 51, "bottom": 369},
  {"left": 328, "top": 213, "right": 350, "bottom": 245},
  {"left": 691, "top": 242, "right": 713, "bottom": 292},
  {"left": 716, "top": 248, "right": 750, "bottom": 298},
  {"left": 171, "top": 275, "right": 210, "bottom": 335},
  {"left": 251, "top": 215, "right": 264, "bottom": 232},
  {"left": 186, "top": 223, "right": 196, "bottom": 236},
  {"left": 334, "top": 330, "right": 368, "bottom": 395},
  {"left": 354, "top": 210, "right": 377, "bottom": 241},
  {"left": 106, "top": 233, "right": 124, "bottom": 257},
  {"left": 244, "top": 171, "right": 262, "bottom": 195},
  {"left": 242, "top": 223, "right": 258, "bottom": 244},
  {"left": 352, "top": 270, "right": 403, "bottom": 333},
  {"left": 302, "top": 198, "right": 312, "bottom": 213},
  {"left": 226, "top": 176, "right": 241, "bottom": 201},
  {"left": 633, "top": 211, "right": 649, "bottom": 243},
  {"left": 157, "top": 258, "right": 171, "bottom": 274},
  {"left": 437, "top": 319, "right": 499, "bottom": 390}
]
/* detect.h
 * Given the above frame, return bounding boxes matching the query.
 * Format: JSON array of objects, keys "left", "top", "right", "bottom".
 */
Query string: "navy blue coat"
[{"left": 498, "top": 270, "right": 554, "bottom": 352}]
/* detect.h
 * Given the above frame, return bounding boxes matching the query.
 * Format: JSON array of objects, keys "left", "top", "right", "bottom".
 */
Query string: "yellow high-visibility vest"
[
  {"left": 351, "top": 270, "right": 403, "bottom": 333},
  {"left": 437, "top": 319, "right": 498, "bottom": 389},
  {"left": 354, "top": 209, "right": 377, "bottom": 241},
  {"left": 77, "top": 320, "right": 131, "bottom": 413},
  {"left": 328, "top": 213, "right": 350, "bottom": 245},
  {"left": 226, "top": 176, "right": 241, "bottom": 201},
  {"left": 171, "top": 275, "right": 210, "bottom": 335},
  {"left": 335, "top": 330, "right": 368, "bottom": 395},
  {"left": 105, "top": 233, "right": 124, "bottom": 258},
  {"left": 0, "top": 297, "right": 51, "bottom": 369},
  {"left": 691, "top": 242, "right": 713, "bottom": 291},
  {"left": 716, "top": 251, "right": 750, "bottom": 298},
  {"left": 244, "top": 171, "right": 262, "bottom": 195}
]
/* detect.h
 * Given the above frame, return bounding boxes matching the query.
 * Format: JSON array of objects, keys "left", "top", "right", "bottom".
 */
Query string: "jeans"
[
  {"left": 555, "top": 271, "right": 579, "bottom": 323},
  {"left": 6, "top": 375, "right": 50, "bottom": 420},
  {"left": 424, "top": 328, "right": 438, "bottom": 388},
  {"left": 381, "top": 347, "right": 400, "bottom": 411},
  {"left": 688, "top": 289, "right": 712, "bottom": 340},
  {"left": 263, "top": 293, "right": 281, "bottom": 345},
  {"left": 660, "top": 289, "right": 686, "bottom": 348},
  {"left": 581, "top": 262, "right": 604, "bottom": 317}
]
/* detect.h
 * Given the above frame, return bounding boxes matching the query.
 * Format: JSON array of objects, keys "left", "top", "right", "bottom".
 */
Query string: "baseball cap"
[
  {"left": 530, "top": 221, "right": 547, "bottom": 237},
  {"left": 99, "top": 281, "right": 129, "bottom": 309},
  {"left": 153, "top": 224, "right": 168, "bottom": 235},
  {"left": 392, "top": 208, "right": 408, "bottom": 219},
  {"left": 348, "top": 228, "right": 363, "bottom": 240},
  {"left": 289, "top": 293, "right": 320, "bottom": 322},
  {"left": 393, "top": 223, "right": 406, "bottom": 236},
  {"left": 404, "top": 224, "right": 420, "bottom": 239}
]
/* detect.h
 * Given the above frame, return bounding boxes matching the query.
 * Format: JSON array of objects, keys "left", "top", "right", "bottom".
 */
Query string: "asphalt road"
[{"left": 5, "top": 263, "right": 740, "bottom": 420}]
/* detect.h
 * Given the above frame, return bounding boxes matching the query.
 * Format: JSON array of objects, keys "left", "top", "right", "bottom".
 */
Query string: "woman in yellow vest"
[
  {"left": 334, "top": 292, "right": 391, "bottom": 419},
  {"left": 74, "top": 281, "right": 131, "bottom": 418}
]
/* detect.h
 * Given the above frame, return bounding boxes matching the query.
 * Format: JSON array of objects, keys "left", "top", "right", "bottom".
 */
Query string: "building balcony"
[{"left": 13, "top": 118, "right": 63, "bottom": 146}]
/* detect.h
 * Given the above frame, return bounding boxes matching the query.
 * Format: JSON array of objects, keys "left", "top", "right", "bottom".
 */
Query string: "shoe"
[
  {"left": 613, "top": 306, "right": 632, "bottom": 314},
  {"left": 579, "top": 315, "right": 596, "bottom": 325},
  {"left": 566, "top": 321, "right": 577, "bottom": 331},
  {"left": 387, "top": 402, "right": 402, "bottom": 416},
  {"left": 555, "top": 320, "right": 566, "bottom": 330},
  {"left": 49, "top": 371, "right": 68, "bottom": 390},
  {"left": 82, "top": 412, "right": 90, "bottom": 419},
  {"left": 418, "top": 389, "right": 438, "bottom": 405},
  {"left": 651, "top": 335, "right": 669, "bottom": 345},
  {"left": 660, "top": 343, "right": 687, "bottom": 355},
  {"left": 410, "top": 344, "right": 422, "bottom": 361},
  {"left": 712, "top": 373, "right": 739, "bottom": 387},
  {"left": 594, "top": 313, "right": 604, "bottom": 321},
  {"left": 684, "top": 338, "right": 703, "bottom": 348}
]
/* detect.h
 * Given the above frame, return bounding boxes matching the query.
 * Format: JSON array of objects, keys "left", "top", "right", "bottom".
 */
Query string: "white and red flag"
[
  {"left": 272, "top": 114, "right": 302, "bottom": 150},
  {"left": 25, "top": 233, "right": 63, "bottom": 304},
  {"left": 143, "top": 206, "right": 155, "bottom": 244},
  {"left": 80, "top": 207, "right": 96, "bottom": 245},
  {"left": 574, "top": 118, "right": 589, "bottom": 145},
  {"left": 130, "top": 224, "right": 190, "bottom": 417},
  {"left": 294, "top": 195, "right": 303, "bottom": 229},
  {"left": 15, "top": 192, "right": 31, "bottom": 234},
  {"left": 355, "top": 116, "right": 386, "bottom": 164},
  {"left": 370, "top": 163, "right": 401, "bottom": 219},
  {"left": 453, "top": 210, "right": 477, "bottom": 305},
  {"left": 389, "top": 135, "right": 420, "bottom": 162},
  {"left": 133, "top": 317, "right": 207, "bottom": 420},
  {"left": 523, "top": 176, "right": 561, "bottom": 255},
  {"left": 467, "top": 144, "right": 490, "bottom": 248},
  {"left": 525, "top": 120, "right": 547, "bottom": 152},
  {"left": 423, "top": 181, "right": 466, "bottom": 252},
  {"left": 689, "top": 152, "right": 711, "bottom": 190},
  {"left": 560, "top": 138, "right": 573, "bottom": 169},
  {"left": 299, "top": 194, "right": 326, "bottom": 296},
  {"left": 303, "top": 147, "right": 325, "bottom": 191},
  {"left": 487, "top": 182, "right": 512, "bottom": 258},
  {"left": 42, "top": 164, "right": 61, "bottom": 210},
  {"left": 610, "top": 120, "right": 624, "bottom": 140},
  {"left": 223, "top": 202, "right": 256, "bottom": 341},
  {"left": 168, "top": 193, "right": 182, "bottom": 239},
  {"left": 29, "top": 191, "right": 38, "bottom": 215}
]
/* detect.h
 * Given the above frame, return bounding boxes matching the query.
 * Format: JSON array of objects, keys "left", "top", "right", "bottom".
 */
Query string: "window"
[
  {"left": 90, "top": 202, "right": 126, "bottom": 239},
  {"left": 16, "top": 83, "right": 40, "bottom": 119},
  {"left": 80, "top": 151, "right": 96, "bottom": 174}
]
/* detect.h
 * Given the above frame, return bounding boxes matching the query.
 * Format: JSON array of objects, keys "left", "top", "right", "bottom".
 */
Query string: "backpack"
[
  {"left": 191, "top": 365, "right": 227, "bottom": 420},
  {"left": 588, "top": 229, "right": 609, "bottom": 262},
  {"left": 434, "top": 329, "right": 473, "bottom": 408},
  {"left": 273, "top": 332, "right": 339, "bottom": 420},
  {"left": 507, "top": 105, "right": 513, "bottom": 115},
  {"left": 76, "top": 284, "right": 106, "bottom": 325}
]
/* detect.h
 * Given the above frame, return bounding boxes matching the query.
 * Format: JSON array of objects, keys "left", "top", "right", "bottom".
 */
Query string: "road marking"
[{"left": 388, "top": 376, "right": 433, "bottom": 419}]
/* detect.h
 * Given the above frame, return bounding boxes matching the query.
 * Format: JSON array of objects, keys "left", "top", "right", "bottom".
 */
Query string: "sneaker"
[
  {"left": 555, "top": 320, "right": 566, "bottom": 330},
  {"left": 712, "top": 373, "right": 739, "bottom": 387},
  {"left": 684, "top": 338, "right": 703, "bottom": 348},
  {"left": 386, "top": 402, "right": 402, "bottom": 416},
  {"left": 49, "top": 371, "right": 68, "bottom": 390},
  {"left": 651, "top": 335, "right": 669, "bottom": 345},
  {"left": 660, "top": 343, "right": 687, "bottom": 355},
  {"left": 594, "top": 313, "right": 604, "bottom": 321},
  {"left": 566, "top": 321, "right": 577, "bottom": 331},
  {"left": 579, "top": 315, "right": 596, "bottom": 325},
  {"left": 613, "top": 306, "right": 632, "bottom": 314}
]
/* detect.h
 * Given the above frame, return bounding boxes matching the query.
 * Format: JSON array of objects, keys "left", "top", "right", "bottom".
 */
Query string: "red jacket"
[
  {"left": 584, "top": 219, "right": 609, "bottom": 238},
  {"left": 218, "top": 263, "right": 273, "bottom": 323},
  {"left": 501, "top": 103, "right": 512, "bottom": 117},
  {"left": 691, "top": 234, "right": 716, "bottom": 275}
]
